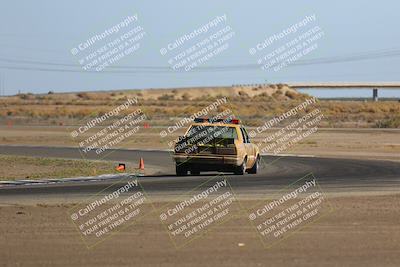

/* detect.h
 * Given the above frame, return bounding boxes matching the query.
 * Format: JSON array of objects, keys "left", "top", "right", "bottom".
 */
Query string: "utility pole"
[{"left": 373, "top": 88, "right": 378, "bottom": 102}]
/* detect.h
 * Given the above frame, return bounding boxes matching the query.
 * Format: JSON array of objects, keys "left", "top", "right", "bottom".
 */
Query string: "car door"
[{"left": 240, "top": 127, "right": 256, "bottom": 168}]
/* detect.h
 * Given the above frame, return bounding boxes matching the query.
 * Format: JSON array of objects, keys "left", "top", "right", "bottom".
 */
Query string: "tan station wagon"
[{"left": 173, "top": 118, "right": 260, "bottom": 176}]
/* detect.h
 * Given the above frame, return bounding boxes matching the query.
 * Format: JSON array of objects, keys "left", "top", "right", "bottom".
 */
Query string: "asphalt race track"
[{"left": 0, "top": 145, "right": 399, "bottom": 197}]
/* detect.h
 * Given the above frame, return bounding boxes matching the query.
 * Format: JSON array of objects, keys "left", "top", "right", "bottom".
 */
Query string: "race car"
[{"left": 173, "top": 117, "right": 260, "bottom": 176}]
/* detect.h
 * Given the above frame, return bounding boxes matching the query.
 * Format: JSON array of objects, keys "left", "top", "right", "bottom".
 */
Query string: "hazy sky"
[{"left": 0, "top": 0, "right": 399, "bottom": 95}]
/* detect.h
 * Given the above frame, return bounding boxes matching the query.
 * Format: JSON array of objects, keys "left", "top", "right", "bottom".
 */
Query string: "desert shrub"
[
  {"left": 238, "top": 91, "right": 249, "bottom": 98},
  {"left": 158, "top": 94, "right": 174, "bottom": 101},
  {"left": 367, "top": 106, "right": 379, "bottom": 113},
  {"left": 375, "top": 117, "right": 400, "bottom": 128},
  {"left": 18, "top": 93, "right": 34, "bottom": 100},
  {"left": 77, "top": 92, "right": 90, "bottom": 100},
  {"left": 285, "top": 90, "right": 297, "bottom": 99},
  {"left": 181, "top": 93, "right": 190, "bottom": 101},
  {"left": 273, "top": 90, "right": 283, "bottom": 95}
]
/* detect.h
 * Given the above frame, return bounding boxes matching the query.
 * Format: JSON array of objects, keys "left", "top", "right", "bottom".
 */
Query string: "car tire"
[
  {"left": 176, "top": 165, "right": 188, "bottom": 176},
  {"left": 248, "top": 156, "right": 260, "bottom": 174},
  {"left": 234, "top": 158, "right": 247, "bottom": 175}
]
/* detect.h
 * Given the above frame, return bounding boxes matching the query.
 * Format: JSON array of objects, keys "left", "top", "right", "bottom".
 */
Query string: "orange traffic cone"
[
  {"left": 138, "top": 158, "right": 145, "bottom": 176},
  {"left": 116, "top": 163, "right": 126, "bottom": 172}
]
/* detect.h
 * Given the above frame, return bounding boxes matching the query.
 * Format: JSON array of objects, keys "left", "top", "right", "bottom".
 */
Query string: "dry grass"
[
  {"left": 0, "top": 155, "right": 116, "bottom": 180},
  {"left": 0, "top": 85, "right": 399, "bottom": 128}
]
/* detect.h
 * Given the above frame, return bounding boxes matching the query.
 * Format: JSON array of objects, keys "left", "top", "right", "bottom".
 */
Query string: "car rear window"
[{"left": 186, "top": 125, "right": 238, "bottom": 139}]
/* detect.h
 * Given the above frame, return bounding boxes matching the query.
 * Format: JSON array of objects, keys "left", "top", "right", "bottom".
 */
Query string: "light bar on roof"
[
  {"left": 193, "top": 117, "right": 240, "bottom": 124},
  {"left": 194, "top": 117, "right": 208, "bottom": 123}
]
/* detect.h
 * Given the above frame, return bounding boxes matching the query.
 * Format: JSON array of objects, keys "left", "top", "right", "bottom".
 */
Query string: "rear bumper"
[{"left": 173, "top": 154, "right": 241, "bottom": 166}]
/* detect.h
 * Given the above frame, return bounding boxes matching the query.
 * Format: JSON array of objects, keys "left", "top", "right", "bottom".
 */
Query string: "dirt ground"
[{"left": 1, "top": 194, "right": 399, "bottom": 267}]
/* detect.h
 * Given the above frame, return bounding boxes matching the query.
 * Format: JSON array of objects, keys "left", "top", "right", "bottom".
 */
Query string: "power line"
[{"left": 1, "top": 47, "right": 400, "bottom": 74}]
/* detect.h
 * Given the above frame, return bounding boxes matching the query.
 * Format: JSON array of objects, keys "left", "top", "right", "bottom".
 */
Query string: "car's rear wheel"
[
  {"left": 176, "top": 164, "right": 188, "bottom": 176},
  {"left": 234, "top": 158, "right": 247, "bottom": 175},
  {"left": 248, "top": 156, "right": 260, "bottom": 174}
]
